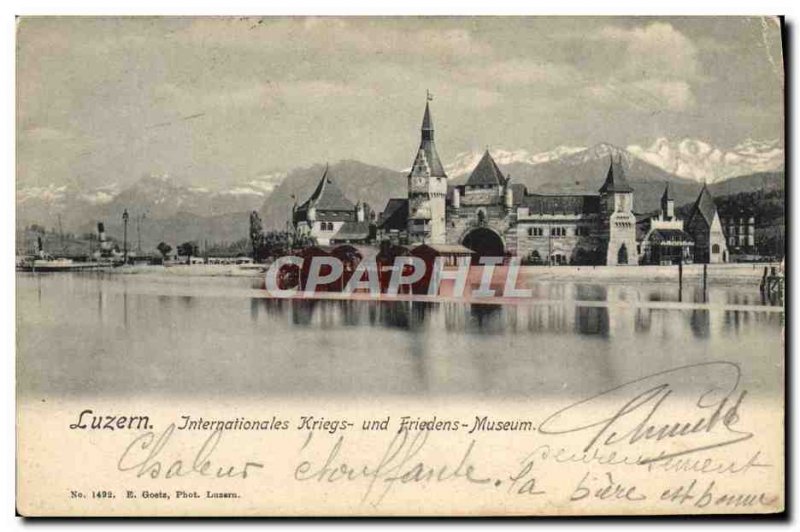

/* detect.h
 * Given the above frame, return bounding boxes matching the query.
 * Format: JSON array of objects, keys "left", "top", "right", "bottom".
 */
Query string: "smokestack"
[{"left": 97, "top": 222, "right": 106, "bottom": 242}]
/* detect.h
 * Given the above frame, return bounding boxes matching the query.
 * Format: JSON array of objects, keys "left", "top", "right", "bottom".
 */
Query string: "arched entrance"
[
  {"left": 617, "top": 243, "right": 628, "bottom": 265},
  {"left": 462, "top": 227, "right": 505, "bottom": 259}
]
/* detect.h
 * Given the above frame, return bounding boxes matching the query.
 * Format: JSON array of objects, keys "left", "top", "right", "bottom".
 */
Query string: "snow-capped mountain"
[
  {"left": 17, "top": 136, "right": 784, "bottom": 242},
  {"left": 626, "top": 138, "right": 784, "bottom": 184},
  {"left": 444, "top": 138, "right": 783, "bottom": 184},
  {"left": 16, "top": 172, "right": 287, "bottom": 231},
  {"left": 444, "top": 146, "right": 585, "bottom": 177}
]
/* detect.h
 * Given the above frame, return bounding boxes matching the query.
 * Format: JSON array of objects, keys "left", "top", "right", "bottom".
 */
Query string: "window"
[
  {"left": 527, "top": 227, "right": 543, "bottom": 237},
  {"left": 712, "top": 244, "right": 720, "bottom": 254},
  {"left": 550, "top": 227, "right": 566, "bottom": 237}
]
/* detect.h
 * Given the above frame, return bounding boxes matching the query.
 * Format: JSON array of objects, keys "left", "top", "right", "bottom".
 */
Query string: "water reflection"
[
  {"left": 16, "top": 273, "right": 784, "bottom": 399},
  {"left": 214, "top": 296, "right": 780, "bottom": 351}
]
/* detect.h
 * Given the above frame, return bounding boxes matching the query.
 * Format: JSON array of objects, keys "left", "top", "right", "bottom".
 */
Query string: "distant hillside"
[
  {"left": 81, "top": 211, "right": 252, "bottom": 253},
  {"left": 259, "top": 160, "right": 406, "bottom": 229},
  {"left": 259, "top": 155, "right": 785, "bottom": 231},
  {"left": 18, "top": 211, "right": 253, "bottom": 257},
  {"left": 456, "top": 144, "right": 784, "bottom": 215},
  {"left": 676, "top": 183, "right": 785, "bottom": 257},
  {"left": 16, "top": 174, "right": 278, "bottom": 234},
  {"left": 17, "top": 141, "right": 784, "bottom": 249},
  {"left": 446, "top": 143, "right": 702, "bottom": 214}
]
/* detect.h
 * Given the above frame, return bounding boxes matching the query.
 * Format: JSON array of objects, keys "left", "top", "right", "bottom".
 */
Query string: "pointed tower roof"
[
  {"left": 408, "top": 99, "right": 446, "bottom": 178},
  {"left": 687, "top": 183, "right": 719, "bottom": 227},
  {"left": 422, "top": 101, "right": 433, "bottom": 131},
  {"left": 599, "top": 155, "right": 633, "bottom": 193},
  {"left": 298, "top": 165, "right": 355, "bottom": 212},
  {"left": 465, "top": 150, "right": 508, "bottom": 187},
  {"left": 661, "top": 182, "right": 673, "bottom": 202}
]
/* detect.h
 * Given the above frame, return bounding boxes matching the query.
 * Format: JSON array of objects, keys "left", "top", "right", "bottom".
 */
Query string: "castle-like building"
[
  {"left": 292, "top": 165, "right": 370, "bottom": 245},
  {"left": 294, "top": 98, "right": 731, "bottom": 265},
  {"left": 378, "top": 99, "right": 642, "bottom": 265}
]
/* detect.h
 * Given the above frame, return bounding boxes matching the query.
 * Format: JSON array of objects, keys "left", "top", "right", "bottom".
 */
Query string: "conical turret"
[{"left": 409, "top": 99, "right": 446, "bottom": 178}]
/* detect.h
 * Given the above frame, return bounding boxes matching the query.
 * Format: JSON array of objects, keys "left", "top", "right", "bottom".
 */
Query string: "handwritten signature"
[{"left": 538, "top": 361, "right": 752, "bottom": 464}]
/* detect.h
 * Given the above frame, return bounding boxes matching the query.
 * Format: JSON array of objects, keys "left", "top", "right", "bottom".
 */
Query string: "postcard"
[{"left": 15, "top": 16, "right": 785, "bottom": 516}]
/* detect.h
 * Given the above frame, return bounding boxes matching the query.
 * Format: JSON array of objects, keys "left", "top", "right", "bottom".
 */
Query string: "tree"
[
  {"left": 177, "top": 241, "right": 199, "bottom": 264},
  {"left": 262, "top": 230, "right": 292, "bottom": 258},
  {"left": 156, "top": 242, "right": 172, "bottom": 259},
  {"left": 249, "top": 211, "right": 263, "bottom": 260}
]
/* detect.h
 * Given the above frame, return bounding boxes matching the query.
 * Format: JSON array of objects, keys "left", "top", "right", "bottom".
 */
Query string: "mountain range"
[
  {"left": 444, "top": 138, "right": 783, "bottom": 184},
  {"left": 17, "top": 138, "right": 784, "bottom": 250}
]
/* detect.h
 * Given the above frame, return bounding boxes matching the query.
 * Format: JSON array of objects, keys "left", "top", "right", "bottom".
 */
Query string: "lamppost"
[{"left": 122, "top": 209, "right": 129, "bottom": 264}]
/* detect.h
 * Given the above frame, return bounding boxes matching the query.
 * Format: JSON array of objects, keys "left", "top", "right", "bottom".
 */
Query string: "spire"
[
  {"left": 599, "top": 154, "right": 633, "bottom": 194},
  {"left": 408, "top": 95, "right": 446, "bottom": 178},
  {"left": 661, "top": 182, "right": 672, "bottom": 203},
  {"left": 422, "top": 101, "right": 433, "bottom": 136}
]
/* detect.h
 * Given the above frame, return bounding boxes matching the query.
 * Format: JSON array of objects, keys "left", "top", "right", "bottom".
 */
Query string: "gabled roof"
[
  {"left": 378, "top": 198, "right": 409, "bottom": 231},
  {"left": 409, "top": 149, "right": 432, "bottom": 177},
  {"left": 298, "top": 166, "right": 355, "bottom": 212},
  {"left": 687, "top": 184, "right": 719, "bottom": 228},
  {"left": 465, "top": 151, "right": 508, "bottom": 187},
  {"left": 599, "top": 156, "right": 634, "bottom": 193},
  {"left": 331, "top": 221, "right": 371, "bottom": 242}
]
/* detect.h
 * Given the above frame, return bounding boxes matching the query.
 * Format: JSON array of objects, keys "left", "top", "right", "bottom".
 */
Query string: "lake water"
[{"left": 16, "top": 272, "right": 784, "bottom": 399}]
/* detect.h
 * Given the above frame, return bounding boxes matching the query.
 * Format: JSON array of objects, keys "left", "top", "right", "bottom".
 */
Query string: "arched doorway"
[
  {"left": 462, "top": 227, "right": 505, "bottom": 259},
  {"left": 617, "top": 243, "right": 628, "bottom": 265}
]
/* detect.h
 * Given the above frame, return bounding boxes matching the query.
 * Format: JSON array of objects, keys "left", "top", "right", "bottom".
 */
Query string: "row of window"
[
  {"left": 727, "top": 226, "right": 753, "bottom": 234},
  {"left": 318, "top": 222, "right": 336, "bottom": 231},
  {"left": 525, "top": 226, "right": 590, "bottom": 237}
]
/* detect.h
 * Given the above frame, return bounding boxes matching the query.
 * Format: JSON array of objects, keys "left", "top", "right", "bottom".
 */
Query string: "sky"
[{"left": 16, "top": 16, "right": 784, "bottom": 191}]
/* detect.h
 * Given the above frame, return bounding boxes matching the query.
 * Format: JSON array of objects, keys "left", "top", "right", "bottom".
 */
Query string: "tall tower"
[
  {"left": 599, "top": 155, "right": 637, "bottom": 265},
  {"left": 660, "top": 182, "right": 674, "bottom": 220},
  {"left": 407, "top": 95, "right": 447, "bottom": 244}
]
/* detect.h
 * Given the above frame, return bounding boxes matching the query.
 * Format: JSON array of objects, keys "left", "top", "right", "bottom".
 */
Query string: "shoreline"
[{"left": 16, "top": 261, "right": 780, "bottom": 285}]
